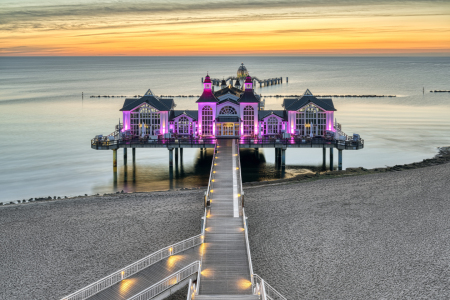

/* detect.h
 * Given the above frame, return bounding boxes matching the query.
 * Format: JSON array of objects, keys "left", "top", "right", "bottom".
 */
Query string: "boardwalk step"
[{"left": 195, "top": 296, "right": 259, "bottom": 300}]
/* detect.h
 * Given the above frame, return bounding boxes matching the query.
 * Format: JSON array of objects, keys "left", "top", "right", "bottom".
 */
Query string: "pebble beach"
[{"left": 1, "top": 151, "right": 450, "bottom": 299}]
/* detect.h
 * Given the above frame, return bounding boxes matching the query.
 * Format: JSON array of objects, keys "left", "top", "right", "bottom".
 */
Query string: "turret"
[
  {"left": 203, "top": 74, "right": 212, "bottom": 91},
  {"left": 221, "top": 78, "right": 227, "bottom": 89},
  {"left": 244, "top": 75, "right": 253, "bottom": 91}
]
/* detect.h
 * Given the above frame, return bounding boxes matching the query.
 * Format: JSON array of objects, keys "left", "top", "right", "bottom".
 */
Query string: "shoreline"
[{"left": 2, "top": 146, "right": 449, "bottom": 207}]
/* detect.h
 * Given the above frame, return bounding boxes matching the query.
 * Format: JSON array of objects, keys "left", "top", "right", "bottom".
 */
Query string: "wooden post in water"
[
  {"left": 113, "top": 149, "right": 117, "bottom": 182},
  {"left": 330, "top": 148, "right": 334, "bottom": 171},
  {"left": 169, "top": 148, "right": 174, "bottom": 167}
]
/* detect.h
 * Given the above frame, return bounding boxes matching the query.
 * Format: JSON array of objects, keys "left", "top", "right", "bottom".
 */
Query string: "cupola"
[{"left": 203, "top": 74, "right": 212, "bottom": 91}]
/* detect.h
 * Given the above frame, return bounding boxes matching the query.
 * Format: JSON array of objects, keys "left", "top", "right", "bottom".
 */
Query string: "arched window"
[
  {"left": 243, "top": 106, "right": 254, "bottom": 135},
  {"left": 130, "top": 104, "right": 160, "bottom": 136},
  {"left": 202, "top": 106, "right": 213, "bottom": 136},
  {"left": 176, "top": 116, "right": 190, "bottom": 134},
  {"left": 219, "top": 106, "right": 237, "bottom": 115},
  {"left": 267, "top": 116, "right": 279, "bottom": 134},
  {"left": 296, "top": 104, "right": 326, "bottom": 136}
]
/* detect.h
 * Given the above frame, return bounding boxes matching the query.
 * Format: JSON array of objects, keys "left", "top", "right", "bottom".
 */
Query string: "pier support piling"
[
  {"left": 330, "top": 148, "right": 334, "bottom": 171},
  {"left": 180, "top": 148, "right": 183, "bottom": 164},
  {"left": 132, "top": 148, "right": 135, "bottom": 162},
  {"left": 281, "top": 149, "right": 286, "bottom": 166},
  {"left": 113, "top": 149, "right": 117, "bottom": 172},
  {"left": 338, "top": 149, "right": 343, "bottom": 170},
  {"left": 169, "top": 148, "right": 174, "bottom": 167},
  {"left": 175, "top": 148, "right": 179, "bottom": 166},
  {"left": 123, "top": 148, "right": 127, "bottom": 165},
  {"left": 322, "top": 148, "right": 326, "bottom": 170}
]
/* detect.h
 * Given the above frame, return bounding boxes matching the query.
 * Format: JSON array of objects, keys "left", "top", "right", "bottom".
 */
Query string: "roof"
[
  {"left": 214, "top": 86, "right": 243, "bottom": 98},
  {"left": 216, "top": 116, "right": 240, "bottom": 122},
  {"left": 282, "top": 89, "right": 336, "bottom": 111},
  {"left": 196, "top": 89, "right": 218, "bottom": 103},
  {"left": 120, "top": 95, "right": 174, "bottom": 111},
  {"left": 221, "top": 79, "right": 227, "bottom": 86},
  {"left": 238, "top": 90, "right": 259, "bottom": 103},
  {"left": 169, "top": 110, "right": 198, "bottom": 121},
  {"left": 235, "top": 79, "right": 241, "bottom": 86},
  {"left": 258, "top": 110, "right": 287, "bottom": 121}
]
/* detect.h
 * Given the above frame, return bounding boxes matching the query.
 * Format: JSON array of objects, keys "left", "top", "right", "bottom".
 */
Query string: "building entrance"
[{"left": 217, "top": 123, "right": 239, "bottom": 137}]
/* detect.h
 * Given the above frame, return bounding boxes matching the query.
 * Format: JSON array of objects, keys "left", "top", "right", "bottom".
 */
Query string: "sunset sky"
[{"left": 1, "top": 0, "right": 449, "bottom": 56}]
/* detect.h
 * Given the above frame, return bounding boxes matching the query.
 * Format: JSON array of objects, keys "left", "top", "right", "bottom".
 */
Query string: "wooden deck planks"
[{"left": 199, "top": 139, "right": 252, "bottom": 295}]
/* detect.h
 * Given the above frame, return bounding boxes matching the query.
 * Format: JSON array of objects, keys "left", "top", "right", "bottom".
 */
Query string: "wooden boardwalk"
[
  {"left": 87, "top": 246, "right": 200, "bottom": 300},
  {"left": 198, "top": 139, "right": 253, "bottom": 295}
]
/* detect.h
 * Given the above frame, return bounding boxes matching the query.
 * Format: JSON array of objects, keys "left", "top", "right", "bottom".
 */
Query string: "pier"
[{"left": 64, "top": 139, "right": 284, "bottom": 300}]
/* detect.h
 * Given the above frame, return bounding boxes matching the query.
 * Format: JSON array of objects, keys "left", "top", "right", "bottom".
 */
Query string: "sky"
[{"left": 0, "top": 0, "right": 449, "bottom": 56}]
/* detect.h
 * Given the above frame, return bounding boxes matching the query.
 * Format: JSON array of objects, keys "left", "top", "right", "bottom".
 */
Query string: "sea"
[{"left": 0, "top": 56, "right": 449, "bottom": 203}]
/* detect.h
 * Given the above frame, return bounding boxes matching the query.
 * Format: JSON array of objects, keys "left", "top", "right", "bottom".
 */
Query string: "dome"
[{"left": 237, "top": 63, "right": 249, "bottom": 78}]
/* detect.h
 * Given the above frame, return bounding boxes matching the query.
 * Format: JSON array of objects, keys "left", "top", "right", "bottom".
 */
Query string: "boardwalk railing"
[
  {"left": 242, "top": 208, "right": 254, "bottom": 287},
  {"left": 253, "top": 274, "right": 287, "bottom": 300},
  {"left": 127, "top": 261, "right": 201, "bottom": 300},
  {"left": 236, "top": 142, "right": 244, "bottom": 212},
  {"left": 204, "top": 144, "right": 217, "bottom": 207},
  {"left": 91, "top": 137, "right": 217, "bottom": 149},
  {"left": 61, "top": 235, "right": 203, "bottom": 300},
  {"left": 238, "top": 137, "right": 364, "bottom": 150}
]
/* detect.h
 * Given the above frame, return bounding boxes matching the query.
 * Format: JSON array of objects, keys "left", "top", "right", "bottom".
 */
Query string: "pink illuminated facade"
[{"left": 119, "top": 76, "right": 336, "bottom": 139}]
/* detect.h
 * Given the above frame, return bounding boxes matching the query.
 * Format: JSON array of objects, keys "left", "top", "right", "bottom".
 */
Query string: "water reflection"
[{"left": 106, "top": 147, "right": 317, "bottom": 194}]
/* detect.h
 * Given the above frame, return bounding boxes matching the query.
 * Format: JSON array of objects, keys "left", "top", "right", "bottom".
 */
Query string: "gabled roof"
[
  {"left": 120, "top": 95, "right": 174, "bottom": 111},
  {"left": 283, "top": 89, "right": 336, "bottom": 111},
  {"left": 169, "top": 110, "right": 198, "bottom": 121},
  {"left": 238, "top": 90, "right": 259, "bottom": 103},
  {"left": 258, "top": 110, "right": 287, "bottom": 121},
  {"left": 214, "top": 86, "right": 243, "bottom": 98}
]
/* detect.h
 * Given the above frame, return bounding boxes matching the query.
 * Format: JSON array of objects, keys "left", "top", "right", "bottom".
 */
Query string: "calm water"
[{"left": 0, "top": 57, "right": 449, "bottom": 203}]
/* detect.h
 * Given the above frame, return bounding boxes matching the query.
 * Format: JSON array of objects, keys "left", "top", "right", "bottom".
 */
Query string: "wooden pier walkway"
[
  {"left": 86, "top": 246, "right": 200, "bottom": 300},
  {"left": 198, "top": 139, "right": 253, "bottom": 295}
]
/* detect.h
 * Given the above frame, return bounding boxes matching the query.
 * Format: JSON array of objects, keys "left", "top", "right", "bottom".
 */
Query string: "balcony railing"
[{"left": 238, "top": 137, "right": 364, "bottom": 149}]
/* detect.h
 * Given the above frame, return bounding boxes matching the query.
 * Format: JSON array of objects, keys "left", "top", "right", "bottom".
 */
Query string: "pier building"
[{"left": 92, "top": 72, "right": 364, "bottom": 171}]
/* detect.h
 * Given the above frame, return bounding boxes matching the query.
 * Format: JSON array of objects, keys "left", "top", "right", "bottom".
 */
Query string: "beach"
[{"left": 1, "top": 154, "right": 450, "bottom": 299}]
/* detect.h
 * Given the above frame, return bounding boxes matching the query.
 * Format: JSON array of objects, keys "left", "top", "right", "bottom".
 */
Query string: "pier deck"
[
  {"left": 199, "top": 139, "right": 252, "bottom": 295},
  {"left": 85, "top": 246, "right": 200, "bottom": 300}
]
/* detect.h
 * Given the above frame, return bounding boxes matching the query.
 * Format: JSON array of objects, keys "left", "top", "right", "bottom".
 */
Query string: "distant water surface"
[{"left": 0, "top": 57, "right": 449, "bottom": 203}]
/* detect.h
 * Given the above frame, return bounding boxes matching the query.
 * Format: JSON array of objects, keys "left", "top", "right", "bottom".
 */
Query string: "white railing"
[
  {"left": 253, "top": 274, "right": 287, "bottom": 300},
  {"left": 242, "top": 208, "right": 254, "bottom": 287},
  {"left": 236, "top": 142, "right": 244, "bottom": 213},
  {"left": 128, "top": 261, "right": 201, "bottom": 300},
  {"left": 186, "top": 278, "right": 195, "bottom": 300},
  {"left": 61, "top": 235, "right": 203, "bottom": 300},
  {"left": 204, "top": 144, "right": 217, "bottom": 207}
]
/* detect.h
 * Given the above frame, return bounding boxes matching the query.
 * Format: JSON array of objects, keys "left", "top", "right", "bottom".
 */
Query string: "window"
[
  {"left": 176, "top": 116, "right": 190, "bottom": 134},
  {"left": 130, "top": 104, "right": 160, "bottom": 136},
  {"left": 202, "top": 106, "right": 213, "bottom": 136},
  {"left": 219, "top": 106, "right": 237, "bottom": 115},
  {"left": 267, "top": 116, "right": 279, "bottom": 134},
  {"left": 243, "top": 106, "right": 254, "bottom": 135},
  {"left": 296, "top": 104, "right": 326, "bottom": 136}
]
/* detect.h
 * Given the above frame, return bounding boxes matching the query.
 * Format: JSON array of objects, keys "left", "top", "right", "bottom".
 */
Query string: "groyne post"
[
  {"left": 286, "top": 77, "right": 289, "bottom": 83},
  {"left": 123, "top": 148, "right": 127, "bottom": 165},
  {"left": 338, "top": 149, "right": 343, "bottom": 170},
  {"left": 169, "top": 148, "right": 174, "bottom": 167},
  {"left": 330, "top": 148, "right": 334, "bottom": 171}
]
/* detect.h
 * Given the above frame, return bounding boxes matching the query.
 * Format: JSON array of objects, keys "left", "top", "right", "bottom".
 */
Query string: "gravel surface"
[
  {"left": 0, "top": 190, "right": 203, "bottom": 300},
  {"left": 246, "top": 163, "right": 450, "bottom": 299}
]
